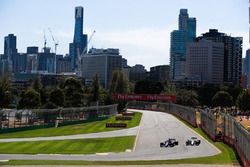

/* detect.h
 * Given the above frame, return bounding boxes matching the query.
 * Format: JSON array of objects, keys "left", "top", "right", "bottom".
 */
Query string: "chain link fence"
[
  {"left": 200, "top": 110, "right": 217, "bottom": 140},
  {"left": 0, "top": 104, "right": 118, "bottom": 131},
  {"left": 201, "top": 111, "right": 250, "bottom": 167}
]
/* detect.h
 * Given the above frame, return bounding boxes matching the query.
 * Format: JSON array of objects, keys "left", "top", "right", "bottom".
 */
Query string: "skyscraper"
[
  {"left": 186, "top": 39, "right": 224, "bottom": 84},
  {"left": 170, "top": 9, "right": 196, "bottom": 80},
  {"left": 4, "top": 34, "right": 17, "bottom": 61},
  {"left": 197, "top": 29, "right": 242, "bottom": 85},
  {"left": 69, "top": 6, "right": 88, "bottom": 72},
  {"left": 178, "top": 9, "right": 189, "bottom": 30},
  {"left": 244, "top": 49, "right": 250, "bottom": 86}
]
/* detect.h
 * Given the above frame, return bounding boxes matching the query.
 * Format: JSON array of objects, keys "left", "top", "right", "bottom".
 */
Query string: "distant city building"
[
  {"left": 244, "top": 49, "right": 250, "bottom": 86},
  {"left": 69, "top": 6, "right": 88, "bottom": 72},
  {"left": 186, "top": 39, "right": 224, "bottom": 84},
  {"left": 170, "top": 9, "right": 196, "bottom": 80},
  {"left": 0, "top": 59, "right": 10, "bottom": 75},
  {"left": 129, "top": 64, "right": 147, "bottom": 82},
  {"left": 197, "top": 29, "right": 242, "bottom": 85},
  {"left": 37, "top": 48, "right": 56, "bottom": 73},
  {"left": 26, "top": 53, "right": 38, "bottom": 73},
  {"left": 150, "top": 65, "right": 170, "bottom": 82},
  {"left": 170, "top": 30, "right": 186, "bottom": 79},
  {"left": 27, "top": 46, "right": 38, "bottom": 54},
  {"left": 12, "top": 73, "right": 83, "bottom": 91},
  {"left": 4, "top": 34, "right": 17, "bottom": 61},
  {"left": 56, "top": 55, "right": 72, "bottom": 73},
  {"left": 82, "top": 48, "right": 122, "bottom": 89},
  {"left": 122, "top": 58, "right": 128, "bottom": 68},
  {"left": 13, "top": 53, "right": 27, "bottom": 73}
]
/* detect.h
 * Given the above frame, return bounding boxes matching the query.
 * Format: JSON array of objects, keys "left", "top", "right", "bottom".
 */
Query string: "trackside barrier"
[
  {"left": 200, "top": 110, "right": 217, "bottom": 141},
  {"left": 127, "top": 101, "right": 197, "bottom": 127},
  {"left": 0, "top": 104, "right": 118, "bottom": 132},
  {"left": 221, "top": 113, "right": 250, "bottom": 167},
  {"left": 201, "top": 111, "right": 250, "bottom": 167}
]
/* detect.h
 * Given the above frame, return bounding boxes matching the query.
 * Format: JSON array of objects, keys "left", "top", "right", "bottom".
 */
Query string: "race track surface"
[{"left": 0, "top": 109, "right": 220, "bottom": 161}]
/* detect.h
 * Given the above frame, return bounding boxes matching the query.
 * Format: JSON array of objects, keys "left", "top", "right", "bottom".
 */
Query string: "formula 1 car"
[
  {"left": 186, "top": 137, "right": 201, "bottom": 146},
  {"left": 160, "top": 138, "right": 178, "bottom": 147}
]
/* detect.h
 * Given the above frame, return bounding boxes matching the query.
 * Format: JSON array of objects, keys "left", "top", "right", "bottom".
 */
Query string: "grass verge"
[
  {"left": 0, "top": 136, "right": 135, "bottom": 154},
  {"left": 0, "top": 112, "right": 142, "bottom": 139}
]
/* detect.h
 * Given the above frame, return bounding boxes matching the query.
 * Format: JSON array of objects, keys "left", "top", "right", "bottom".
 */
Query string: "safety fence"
[
  {"left": 200, "top": 110, "right": 217, "bottom": 141},
  {"left": 127, "top": 101, "right": 197, "bottom": 127},
  {"left": 0, "top": 104, "right": 118, "bottom": 132},
  {"left": 201, "top": 111, "right": 250, "bottom": 167}
]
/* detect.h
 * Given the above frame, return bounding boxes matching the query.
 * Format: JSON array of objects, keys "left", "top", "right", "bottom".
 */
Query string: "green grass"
[
  {"left": 0, "top": 112, "right": 142, "bottom": 139},
  {"left": 0, "top": 136, "right": 135, "bottom": 154}
]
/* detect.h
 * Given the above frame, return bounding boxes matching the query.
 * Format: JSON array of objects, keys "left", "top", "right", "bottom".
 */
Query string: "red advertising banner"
[{"left": 113, "top": 94, "right": 176, "bottom": 102}]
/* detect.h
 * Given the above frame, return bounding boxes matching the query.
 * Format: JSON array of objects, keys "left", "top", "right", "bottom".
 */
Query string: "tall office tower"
[
  {"left": 197, "top": 29, "right": 242, "bottom": 85},
  {"left": 69, "top": 6, "right": 88, "bottom": 72},
  {"left": 244, "top": 49, "right": 250, "bottom": 86},
  {"left": 186, "top": 39, "right": 224, "bottom": 84},
  {"left": 188, "top": 18, "right": 196, "bottom": 41},
  {"left": 170, "top": 9, "right": 196, "bottom": 80},
  {"left": 4, "top": 34, "right": 17, "bottom": 61},
  {"left": 179, "top": 9, "right": 189, "bottom": 30}
]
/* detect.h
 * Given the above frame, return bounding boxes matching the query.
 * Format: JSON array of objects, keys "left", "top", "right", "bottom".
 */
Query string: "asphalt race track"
[{"left": 0, "top": 109, "right": 220, "bottom": 161}]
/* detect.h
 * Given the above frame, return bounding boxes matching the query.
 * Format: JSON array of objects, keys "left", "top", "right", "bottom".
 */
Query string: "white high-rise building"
[{"left": 186, "top": 39, "right": 224, "bottom": 84}]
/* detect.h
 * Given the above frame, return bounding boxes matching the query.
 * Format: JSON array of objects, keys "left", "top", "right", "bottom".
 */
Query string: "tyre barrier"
[
  {"left": 115, "top": 116, "right": 132, "bottom": 120},
  {"left": 106, "top": 123, "right": 127, "bottom": 128},
  {"left": 122, "top": 112, "right": 135, "bottom": 116}
]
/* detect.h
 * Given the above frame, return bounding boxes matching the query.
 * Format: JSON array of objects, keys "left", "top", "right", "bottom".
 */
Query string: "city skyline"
[{"left": 0, "top": 0, "right": 248, "bottom": 70}]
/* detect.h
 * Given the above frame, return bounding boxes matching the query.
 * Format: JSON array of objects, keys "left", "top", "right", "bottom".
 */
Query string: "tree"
[
  {"left": 134, "top": 81, "right": 163, "bottom": 94},
  {"left": 163, "top": 80, "right": 176, "bottom": 94},
  {"left": 109, "top": 70, "right": 119, "bottom": 93},
  {"left": 198, "top": 84, "right": 220, "bottom": 106},
  {"left": 116, "top": 72, "right": 129, "bottom": 93},
  {"left": 50, "top": 88, "right": 65, "bottom": 107},
  {"left": 42, "top": 101, "right": 57, "bottom": 109},
  {"left": 63, "top": 77, "right": 84, "bottom": 107},
  {"left": 176, "top": 90, "right": 199, "bottom": 107},
  {"left": 109, "top": 71, "right": 129, "bottom": 112},
  {"left": 56, "top": 76, "right": 66, "bottom": 89},
  {"left": 0, "top": 75, "right": 11, "bottom": 108},
  {"left": 227, "top": 85, "right": 242, "bottom": 105},
  {"left": 212, "top": 91, "right": 233, "bottom": 108},
  {"left": 31, "top": 75, "right": 42, "bottom": 93},
  {"left": 18, "top": 88, "right": 41, "bottom": 109},
  {"left": 236, "top": 89, "right": 250, "bottom": 113},
  {"left": 91, "top": 74, "right": 100, "bottom": 102}
]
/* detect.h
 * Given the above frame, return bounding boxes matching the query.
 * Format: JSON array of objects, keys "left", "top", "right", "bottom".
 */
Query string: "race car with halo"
[
  {"left": 186, "top": 137, "right": 201, "bottom": 146},
  {"left": 160, "top": 138, "right": 178, "bottom": 147}
]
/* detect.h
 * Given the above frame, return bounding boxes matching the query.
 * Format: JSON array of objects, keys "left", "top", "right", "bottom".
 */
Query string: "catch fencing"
[
  {"left": 0, "top": 104, "right": 118, "bottom": 131},
  {"left": 201, "top": 111, "right": 250, "bottom": 167},
  {"left": 200, "top": 110, "right": 217, "bottom": 141},
  {"left": 128, "top": 101, "right": 197, "bottom": 127}
]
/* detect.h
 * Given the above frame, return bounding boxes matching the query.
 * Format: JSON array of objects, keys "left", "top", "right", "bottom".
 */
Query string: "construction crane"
[
  {"left": 43, "top": 29, "right": 47, "bottom": 52},
  {"left": 76, "top": 30, "right": 96, "bottom": 76},
  {"left": 48, "top": 28, "right": 59, "bottom": 54},
  {"left": 80, "top": 30, "right": 96, "bottom": 57}
]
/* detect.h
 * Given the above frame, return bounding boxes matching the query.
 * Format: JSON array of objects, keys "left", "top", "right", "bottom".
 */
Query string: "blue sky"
[{"left": 0, "top": 0, "right": 248, "bottom": 70}]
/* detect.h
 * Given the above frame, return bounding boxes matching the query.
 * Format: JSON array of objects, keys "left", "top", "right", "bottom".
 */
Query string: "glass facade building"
[
  {"left": 170, "top": 9, "right": 196, "bottom": 80},
  {"left": 69, "top": 6, "right": 88, "bottom": 72}
]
